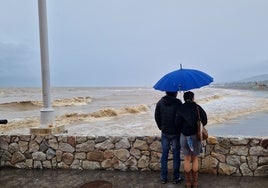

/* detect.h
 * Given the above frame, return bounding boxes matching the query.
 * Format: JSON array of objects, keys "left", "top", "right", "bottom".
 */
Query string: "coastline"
[{"left": 1, "top": 86, "right": 268, "bottom": 137}]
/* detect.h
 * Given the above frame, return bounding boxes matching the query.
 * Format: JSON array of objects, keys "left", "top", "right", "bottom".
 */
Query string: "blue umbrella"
[{"left": 154, "top": 65, "right": 213, "bottom": 92}]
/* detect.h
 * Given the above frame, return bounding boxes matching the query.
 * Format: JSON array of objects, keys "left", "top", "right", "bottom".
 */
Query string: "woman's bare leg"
[
  {"left": 192, "top": 155, "right": 199, "bottom": 172},
  {"left": 184, "top": 155, "right": 192, "bottom": 188},
  {"left": 184, "top": 155, "right": 192, "bottom": 172},
  {"left": 192, "top": 155, "right": 199, "bottom": 188}
]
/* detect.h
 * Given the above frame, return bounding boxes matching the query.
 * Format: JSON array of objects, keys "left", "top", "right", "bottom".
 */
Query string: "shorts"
[{"left": 180, "top": 133, "right": 202, "bottom": 156}]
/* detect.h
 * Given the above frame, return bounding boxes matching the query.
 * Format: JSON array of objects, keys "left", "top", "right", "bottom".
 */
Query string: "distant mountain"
[
  {"left": 216, "top": 74, "right": 268, "bottom": 90},
  {"left": 239, "top": 74, "right": 268, "bottom": 82}
]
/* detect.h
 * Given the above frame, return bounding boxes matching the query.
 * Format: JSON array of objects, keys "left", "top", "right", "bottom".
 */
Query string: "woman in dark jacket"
[{"left": 176, "top": 91, "right": 207, "bottom": 188}]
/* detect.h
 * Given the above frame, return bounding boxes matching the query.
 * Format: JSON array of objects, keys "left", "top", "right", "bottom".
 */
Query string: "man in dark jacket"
[{"left": 155, "top": 91, "right": 183, "bottom": 184}]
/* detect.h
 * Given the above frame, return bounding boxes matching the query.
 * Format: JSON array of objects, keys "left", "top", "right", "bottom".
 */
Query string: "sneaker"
[
  {"left": 161, "top": 179, "right": 167, "bottom": 184},
  {"left": 172, "top": 177, "right": 183, "bottom": 184}
]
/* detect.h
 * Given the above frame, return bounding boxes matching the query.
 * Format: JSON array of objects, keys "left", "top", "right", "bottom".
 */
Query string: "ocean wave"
[
  {"left": 0, "top": 104, "right": 149, "bottom": 131},
  {"left": 0, "top": 101, "right": 41, "bottom": 111},
  {"left": 197, "top": 94, "right": 224, "bottom": 104},
  {"left": 58, "top": 104, "right": 149, "bottom": 123},
  {"left": 2, "top": 87, "right": 268, "bottom": 134},
  {"left": 0, "top": 97, "right": 92, "bottom": 111},
  {"left": 90, "top": 104, "right": 149, "bottom": 117},
  {"left": 0, "top": 118, "right": 39, "bottom": 131},
  {"left": 204, "top": 93, "right": 268, "bottom": 125},
  {"left": 53, "top": 97, "right": 92, "bottom": 107}
]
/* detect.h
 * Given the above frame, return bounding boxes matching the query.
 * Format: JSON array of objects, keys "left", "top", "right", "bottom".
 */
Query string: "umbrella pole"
[{"left": 178, "top": 91, "right": 184, "bottom": 101}]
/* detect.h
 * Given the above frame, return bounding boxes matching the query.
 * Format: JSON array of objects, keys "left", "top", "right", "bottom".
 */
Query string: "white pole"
[{"left": 38, "top": 0, "right": 54, "bottom": 128}]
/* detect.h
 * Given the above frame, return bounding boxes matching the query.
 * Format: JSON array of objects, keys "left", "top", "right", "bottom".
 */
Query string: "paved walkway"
[{"left": 0, "top": 168, "right": 267, "bottom": 188}]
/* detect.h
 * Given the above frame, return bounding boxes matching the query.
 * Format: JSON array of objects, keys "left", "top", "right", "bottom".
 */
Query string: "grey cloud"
[
  {"left": 1, "top": 1, "right": 268, "bottom": 86},
  {"left": 0, "top": 42, "right": 40, "bottom": 86}
]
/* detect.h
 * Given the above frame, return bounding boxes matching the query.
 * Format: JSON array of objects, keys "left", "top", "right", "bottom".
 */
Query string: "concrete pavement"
[{"left": 0, "top": 167, "right": 267, "bottom": 188}]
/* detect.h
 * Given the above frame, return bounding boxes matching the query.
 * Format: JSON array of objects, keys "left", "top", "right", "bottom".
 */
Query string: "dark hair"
[
  {"left": 165, "top": 91, "right": 178, "bottom": 97},
  {"left": 183, "top": 91, "right": 194, "bottom": 101}
]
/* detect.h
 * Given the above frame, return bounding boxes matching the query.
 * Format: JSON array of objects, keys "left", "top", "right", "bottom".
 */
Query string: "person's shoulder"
[
  {"left": 196, "top": 103, "right": 206, "bottom": 111},
  {"left": 156, "top": 97, "right": 165, "bottom": 104},
  {"left": 195, "top": 103, "right": 202, "bottom": 109},
  {"left": 183, "top": 101, "right": 197, "bottom": 109},
  {"left": 195, "top": 102, "right": 202, "bottom": 107}
]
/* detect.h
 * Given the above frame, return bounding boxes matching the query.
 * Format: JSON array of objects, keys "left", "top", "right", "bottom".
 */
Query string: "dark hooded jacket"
[
  {"left": 154, "top": 95, "right": 182, "bottom": 135},
  {"left": 176, "top": 100, "right": 207, "bottom": 136}
]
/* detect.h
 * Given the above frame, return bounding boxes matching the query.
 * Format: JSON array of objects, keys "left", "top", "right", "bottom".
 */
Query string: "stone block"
[
  {"left": 133, "top": 139, "right": 148, "bottom": 151},
  {"left": 149, "top": 140, "right": 161, "bottom": 152},
  {"left": 114, "top": 149, "right": 130, "bottom": 162},
  {"left": 218, "top": 163, "right": 237, "bottom": 175},
  {"left": 261, "top": 138, "right": 268, "bottom": 149},
  {"left": 207, "top": 136, "right": 218, "bottom": 145},
  {"left": 87, "top": 151, "right": 104, "bottom": 162},
  {"left": 30, "top": 125, "right": 66, "bottom": 136}
]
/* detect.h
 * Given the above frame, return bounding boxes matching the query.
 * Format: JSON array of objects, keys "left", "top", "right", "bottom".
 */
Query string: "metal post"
[{"left": 38, "top": 0, "right": 54, "bottom": 128}]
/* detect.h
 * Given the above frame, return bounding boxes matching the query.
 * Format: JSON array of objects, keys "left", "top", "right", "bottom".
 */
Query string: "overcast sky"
[{"left": 1, "top": 0, "right": 268, "bottom": 87}]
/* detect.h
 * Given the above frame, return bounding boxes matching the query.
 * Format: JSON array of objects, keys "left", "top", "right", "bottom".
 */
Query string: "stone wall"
[
  {"left": 0, "top": 135, "right": 267, "bottom": 176},
  {"left": 200, "top": 136, "right": 268, "bottom": 176}
]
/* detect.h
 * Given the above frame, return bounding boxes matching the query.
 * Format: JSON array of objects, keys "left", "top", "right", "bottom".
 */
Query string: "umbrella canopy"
[{"left": 153, "top": 67, "right": 213, "bottom": 92}]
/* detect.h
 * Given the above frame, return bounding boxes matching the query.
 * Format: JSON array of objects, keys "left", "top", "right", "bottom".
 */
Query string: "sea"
[{"left": 0, "top": 87, "right": 268, "bottom": 137}]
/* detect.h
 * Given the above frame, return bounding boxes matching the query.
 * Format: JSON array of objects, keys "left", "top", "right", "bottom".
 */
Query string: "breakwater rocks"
[{"left": 0, "top": 135, "right": 267, "bottom": 176}]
